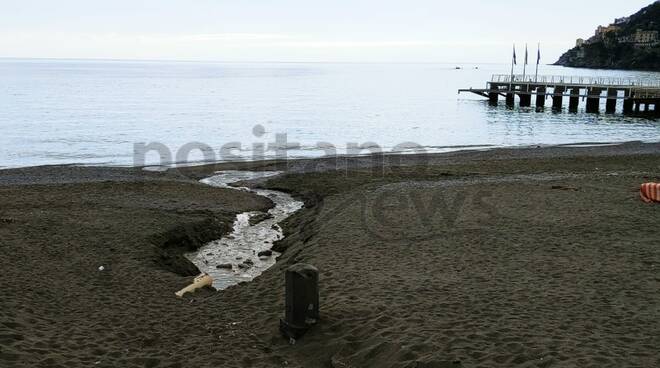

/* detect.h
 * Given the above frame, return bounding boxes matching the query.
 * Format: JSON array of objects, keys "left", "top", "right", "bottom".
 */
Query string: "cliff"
[{"left": 555, "top": 2, "right": 660, "bottom": 71}]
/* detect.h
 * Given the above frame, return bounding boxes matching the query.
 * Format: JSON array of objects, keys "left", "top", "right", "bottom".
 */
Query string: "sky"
[{"left": 0, "top": 0, "right": 655, "bottom": 63}]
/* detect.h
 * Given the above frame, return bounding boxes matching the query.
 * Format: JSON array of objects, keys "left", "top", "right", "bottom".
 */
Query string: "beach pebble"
[
  {"left": 216, "top": 263, "right": 233, "bottom": 270},
  {"left": 248, "top": 212, "right": 274, "bottom": 226},
  {"left": 238, "top": 259, "right": 254, "bottom": 269},
  {"left": 257, "top": 250, "right": 273, "bottom": 257}
]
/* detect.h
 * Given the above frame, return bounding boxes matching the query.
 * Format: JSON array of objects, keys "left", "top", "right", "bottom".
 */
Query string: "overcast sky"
[{"left": 0, "top": 0, "right": 654, "bottom": 63}]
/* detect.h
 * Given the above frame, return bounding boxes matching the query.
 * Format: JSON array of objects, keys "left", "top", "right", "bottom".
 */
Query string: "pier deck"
[{"left": 459, "top": 74, "right": 660, "bottom": 115}]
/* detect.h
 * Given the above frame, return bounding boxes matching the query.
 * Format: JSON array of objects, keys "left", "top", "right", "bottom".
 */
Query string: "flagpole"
[
  {"left": 522, "top": 44, "right": 527, "bottom": 82},
  {"left": 535, "top": 42, "right": 540, "bottom": 82},
  {"left": 510, "top": 43, "right": 515, "bottom": 91}
]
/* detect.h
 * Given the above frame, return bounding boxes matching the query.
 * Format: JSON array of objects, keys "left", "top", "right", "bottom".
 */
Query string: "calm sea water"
[{"left": 1, "top": 59, "right": 659, "bottom": 168}]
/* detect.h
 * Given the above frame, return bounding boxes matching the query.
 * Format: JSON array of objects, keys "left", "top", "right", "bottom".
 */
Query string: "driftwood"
[{"left": 175, "top": 273, "right": 213, "bottom": 298}]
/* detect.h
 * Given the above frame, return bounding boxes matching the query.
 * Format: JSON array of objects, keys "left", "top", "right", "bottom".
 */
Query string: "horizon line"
[{"left": 0, "top": 56, "right": 549, "bottom": 65}]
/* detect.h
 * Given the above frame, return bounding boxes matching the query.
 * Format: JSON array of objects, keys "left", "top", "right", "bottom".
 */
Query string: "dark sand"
[{"left": 2, "top": 142, "right": 660, "bottom": 367}]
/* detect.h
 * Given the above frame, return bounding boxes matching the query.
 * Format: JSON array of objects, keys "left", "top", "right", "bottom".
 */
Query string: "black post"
[
  {"left": 606, "top": 88, "right": 617, "bottom": 114},
  {"left": 586, "top": 88, "right": 601, "bottom": 114},
  {"left": 569, "top": 87, "right": 580, "bottom": 112},
  {"left": 535, "top": 86, "right": 546, "bottom": 108},
  {"left": 552, "top": 86, "right": 565, "bottom": 110},
  {"left": 505, "top": 92, "right": 515, "bottom": 107},
  {"left": 280, "top": 264, "right": 319, "bottom": 341},
  {"left": 519, "top": 84, "right": 531, "bottom": 107},
  {"left": 623, "top": 90, "right": 634, "bottom": 114},
  {"left": 488, "top": 86, "right": 499, "bottom": 106}
]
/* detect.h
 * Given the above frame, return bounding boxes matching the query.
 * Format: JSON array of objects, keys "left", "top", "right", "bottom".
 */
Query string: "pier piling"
[
  {"left": 586, "top": 88, "right": 602, "bottom": 114},
  {"left": 505, "top": 92, "right": 515, "bottom": 107},
  {"left": 569, "top": 87, "right": 580, "bottom": 112},
  {"left": 606, "top": 88, "right": 618, "bottom": 114},
  {"left": 553, "top": 86, "right": 565, "bottom": 110},
  {"left": 489, "top": 89, "right": 499, "bottom": 106},
  {"left": 623, "top": 90, "right": 634, "bottom": 114},
  {"left": 458, "top": 75, "right": 660, "bottom": 117},
  {"left": 535, "top": 86, "right": 546, "bottom": 108},
  {"left": 519, "top": 85, "right": 531, "bottom": 107}
]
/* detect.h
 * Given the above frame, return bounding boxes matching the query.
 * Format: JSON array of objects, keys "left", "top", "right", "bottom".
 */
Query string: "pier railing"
[
  {"left": 491, "top": 74, "right": 660, "bottom": 88},
  {"left": 633, "top": 88, "right": 660, "bottom": 99}
]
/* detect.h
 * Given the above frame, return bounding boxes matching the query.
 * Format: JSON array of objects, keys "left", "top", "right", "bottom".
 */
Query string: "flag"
[
  {"left": 537, "top": 44, "right": 541, "bottom": 64},
  {"left": 524, "top": 44, "right": 529, "bottom": 65},
  {"left": 513, "top": 45, "right": 517, "bottom": 65}
]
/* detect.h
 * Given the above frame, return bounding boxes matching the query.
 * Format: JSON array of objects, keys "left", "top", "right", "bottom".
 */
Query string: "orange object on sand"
[{"left": 640, "top": 183, "right": 660, "bottom": 203}]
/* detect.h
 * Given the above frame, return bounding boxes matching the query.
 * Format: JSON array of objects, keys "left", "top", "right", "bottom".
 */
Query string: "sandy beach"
[{"left": 2, "top": 142, "right": 660, "bottom": 367}]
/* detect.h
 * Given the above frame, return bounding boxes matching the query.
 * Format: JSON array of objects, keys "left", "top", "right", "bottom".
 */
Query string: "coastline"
[
  {"left": 4, "top": 139, "right": 660, "bottom": 173},
  {"left": 2, "top": 142, "right": 660, "bottom": 367}
]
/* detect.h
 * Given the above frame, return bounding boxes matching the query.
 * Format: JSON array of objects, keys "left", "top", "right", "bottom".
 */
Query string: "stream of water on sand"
[{"left": 186, "top": 171, "right": 303, "bottom": 290}]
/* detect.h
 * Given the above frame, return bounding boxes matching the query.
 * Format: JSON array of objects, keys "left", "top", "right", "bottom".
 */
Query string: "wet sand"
[{"left": 2, "top": 142, "right": 660, "bottom": 367}]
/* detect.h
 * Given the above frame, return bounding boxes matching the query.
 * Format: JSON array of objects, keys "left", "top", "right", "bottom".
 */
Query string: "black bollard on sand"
[{"left": 280, "top": 263, "right": 319, "bottom": 341}]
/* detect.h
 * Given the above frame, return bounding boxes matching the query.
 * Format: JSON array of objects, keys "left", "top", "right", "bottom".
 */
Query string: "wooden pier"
[{"left": 459, "top": 74, "right": 660, "bottom": 116}]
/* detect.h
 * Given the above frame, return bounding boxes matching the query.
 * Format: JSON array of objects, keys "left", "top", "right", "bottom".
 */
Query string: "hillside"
[{"left": 555, "top": 1, "right": 660, "bottom": 71}]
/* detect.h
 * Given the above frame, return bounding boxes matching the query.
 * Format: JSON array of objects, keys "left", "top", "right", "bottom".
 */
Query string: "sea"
[{"left": 1, "top": 58, "right": 659, "bottom": 169}]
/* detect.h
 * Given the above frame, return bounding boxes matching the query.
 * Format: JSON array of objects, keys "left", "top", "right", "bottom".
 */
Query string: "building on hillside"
[
  {"left": 614, "top": 17, "right": 630, "bottom": 25},
  {"left": 575, "top": 38, "right": 585, "bottom": 47},
  {"left": 635, "top": 29, "right": 659, "bottom": 44},
  {"left": 595, "top": 25, "right": 620, "bottom": 36},
  {"left": 618, "top": 29, "right": 659, "bottom": 46}
]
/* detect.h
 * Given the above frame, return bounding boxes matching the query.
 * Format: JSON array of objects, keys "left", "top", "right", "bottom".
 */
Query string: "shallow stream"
[{"left": 186, "top": 171, "right": 303, "bottom": 289}]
